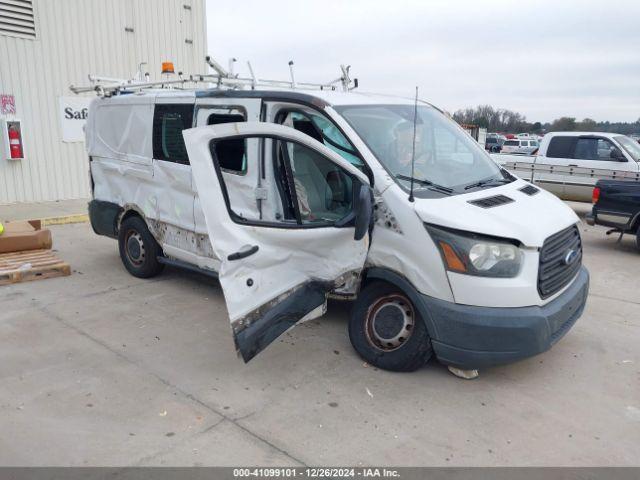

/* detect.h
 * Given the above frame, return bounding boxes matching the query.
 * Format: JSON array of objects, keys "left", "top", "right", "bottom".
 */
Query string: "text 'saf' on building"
[{"left": 0, "top": 0, "right": 207, "bottom": 204}]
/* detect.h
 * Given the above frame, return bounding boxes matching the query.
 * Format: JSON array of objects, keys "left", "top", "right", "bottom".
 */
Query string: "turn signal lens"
[
  {"left": 592, "top": 186, "right": 600, "bottom": 204},
  {"left": 439, "top": 241, "right": 466, "bottom": 272}
]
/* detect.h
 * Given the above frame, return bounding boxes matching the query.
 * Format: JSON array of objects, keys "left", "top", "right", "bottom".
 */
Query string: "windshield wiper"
[
  {"left": 395, "top": 174, "right": 453, "bottom": 194},
  {"left": 464, "top": 178, "right": 512, "bottom": 190}
]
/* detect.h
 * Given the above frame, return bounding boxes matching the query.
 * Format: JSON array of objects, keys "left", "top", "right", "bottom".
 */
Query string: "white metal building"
[{"left": 0, "top": 0, "right": 207, "bottom": 204}]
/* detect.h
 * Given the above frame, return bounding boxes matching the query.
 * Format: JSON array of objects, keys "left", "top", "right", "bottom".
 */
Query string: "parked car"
[
  {"left": 501, "top": 138, "right": 539, "bottom": 155},
  {"left": 485, "top": 135, "right": 504, "bottom": 152},
  {"left": 492, "top": 132, "right": 640, "bottom": 202},
  {"left": 586, "top": 180, "right": 640, "bottom": 250},
  {"left": 82, "top": 77, "right": 589, "bottom": 373}
]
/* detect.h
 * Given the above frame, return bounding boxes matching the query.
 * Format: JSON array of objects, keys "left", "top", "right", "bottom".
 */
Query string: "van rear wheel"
[
  {"left": 118, "top": 216, "right": 164, "bottom": 278},
  {"left": 349, "top": 281, "right": 432, "bottom": 372}
]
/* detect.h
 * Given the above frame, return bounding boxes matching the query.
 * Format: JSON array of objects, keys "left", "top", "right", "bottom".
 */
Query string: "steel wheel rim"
[
  {"left": 364, "top": 294, "right": 415, "bottom": 352},
  {"left": 125, "top": 230, "right": 146, "bottom": 266}
]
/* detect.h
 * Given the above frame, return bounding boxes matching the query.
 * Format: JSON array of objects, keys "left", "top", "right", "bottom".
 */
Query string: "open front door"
[{"left": 183, "top": 122, "right": 373, "bottom": 362}]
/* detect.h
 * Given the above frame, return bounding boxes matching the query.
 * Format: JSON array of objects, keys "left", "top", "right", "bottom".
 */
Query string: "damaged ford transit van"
[{"left": 81, "top": 70, "right": 589, "bottom": 373}]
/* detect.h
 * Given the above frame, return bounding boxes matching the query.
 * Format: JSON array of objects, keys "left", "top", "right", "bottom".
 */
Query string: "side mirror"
[
  {"left": 610, "top": 148, "right": 626, "bottom": 161},
  {"left": 354, "top": 184, "right": 373, "bottom": 241}
]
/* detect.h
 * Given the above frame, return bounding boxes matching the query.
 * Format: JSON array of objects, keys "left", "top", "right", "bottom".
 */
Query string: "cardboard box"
[{"left": 0, "top": 220, "right": 52, "bottom": 254}]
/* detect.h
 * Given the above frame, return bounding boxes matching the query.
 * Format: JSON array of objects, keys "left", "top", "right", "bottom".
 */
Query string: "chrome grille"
[{"left": 538, "top": 225, "right": 582, "bottom": 299}]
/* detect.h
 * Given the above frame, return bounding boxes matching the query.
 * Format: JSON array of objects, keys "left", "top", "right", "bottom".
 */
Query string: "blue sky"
[{"left": 206, "top": 0, "right": 640, "bottom": 123}]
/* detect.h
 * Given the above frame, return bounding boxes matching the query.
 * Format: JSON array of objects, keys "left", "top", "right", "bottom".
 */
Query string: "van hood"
[{"left": 412, "top": 181, "right": 579, "bottom": 247}]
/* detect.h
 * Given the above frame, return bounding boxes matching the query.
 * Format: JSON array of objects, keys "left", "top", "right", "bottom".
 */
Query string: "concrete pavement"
[
  {"left": 0, "top": 198, "right": 89, "bottom": 223},
  {"left": 0, "top": 216, "right": 639, "bottom": 466}
]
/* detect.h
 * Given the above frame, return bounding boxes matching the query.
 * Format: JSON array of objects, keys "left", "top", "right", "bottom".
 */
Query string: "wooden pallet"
[{"left": 0, "top": 249, "right": 70, "bottom": 286}]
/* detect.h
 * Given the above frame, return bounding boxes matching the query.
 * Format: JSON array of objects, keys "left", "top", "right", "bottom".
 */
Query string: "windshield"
[
  {"left": 615, "top": 135, "right": 640, "bottom": 162},
  {"left": 336, "top": 104, "right": 507, "bottom": 195}
]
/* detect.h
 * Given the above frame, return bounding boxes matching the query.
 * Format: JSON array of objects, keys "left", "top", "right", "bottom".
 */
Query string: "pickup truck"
[
  {"left": 491, "top": 131, "right": 640, "bottom": 202},
  {"left": 586, "top": 180, "right": 640, "bottom": 250}
]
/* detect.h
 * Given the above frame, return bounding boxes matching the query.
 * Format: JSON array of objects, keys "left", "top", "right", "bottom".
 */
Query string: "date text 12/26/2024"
[{"left": 233, "top": 468, "right": 400, "bottom": 478}]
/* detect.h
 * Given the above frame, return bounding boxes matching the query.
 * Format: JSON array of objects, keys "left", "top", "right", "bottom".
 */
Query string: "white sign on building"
[{"left": 58, "top": 96, "right": 91, "bottom": 142}]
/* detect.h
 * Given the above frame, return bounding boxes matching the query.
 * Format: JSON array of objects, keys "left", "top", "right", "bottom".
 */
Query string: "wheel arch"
[
  {"left": 117, "top": 204, "right": 148, "bottom": 230},
  {"left": 117, "top": 204, "right": 165, "bottom": 251},
  {"left": 363, "top": 267, "right": 439, "bottom": 339}
]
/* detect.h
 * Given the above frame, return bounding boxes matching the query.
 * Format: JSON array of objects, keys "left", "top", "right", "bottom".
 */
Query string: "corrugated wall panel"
[{"left": 0, "top": 0, "right": 207, "bottom": 204}]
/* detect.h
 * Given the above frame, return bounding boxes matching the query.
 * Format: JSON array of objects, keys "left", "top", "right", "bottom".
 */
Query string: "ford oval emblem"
[{"left": 564, "top": 249, "right": 578, "bottom": 265}]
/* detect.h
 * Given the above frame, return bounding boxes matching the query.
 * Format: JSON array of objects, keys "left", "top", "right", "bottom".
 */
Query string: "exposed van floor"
[{"left": 1, "top": 213, "right": 638, "bottom": 466}]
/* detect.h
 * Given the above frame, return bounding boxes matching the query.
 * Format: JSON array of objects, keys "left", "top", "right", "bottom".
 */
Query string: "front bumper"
[{"left": 420, "top": 266, "right": 589, "bottom": 369}]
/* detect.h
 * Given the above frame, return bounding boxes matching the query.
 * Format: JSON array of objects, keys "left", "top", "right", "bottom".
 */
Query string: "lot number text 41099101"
[{"left": 233, "top": 468, "right": 401, "bottom": 478}]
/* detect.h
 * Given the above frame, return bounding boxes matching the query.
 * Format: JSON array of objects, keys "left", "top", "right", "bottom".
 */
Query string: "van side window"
[
  {"left": 206, "top": 109, "right": 247, "bottom": 174},
  {"left": 152, "top": 104, "right": 194, "bottom": 164},
  {"left": 546, "top": 136, "right": 576, "bottom": 158},
  {"left": 208, "top": 112, "right": 244, "bottom": 125}
]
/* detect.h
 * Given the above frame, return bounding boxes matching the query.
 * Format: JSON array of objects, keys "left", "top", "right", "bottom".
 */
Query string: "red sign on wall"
[{"left": 1, "top": 94, "right": 16, "bottom": 115}]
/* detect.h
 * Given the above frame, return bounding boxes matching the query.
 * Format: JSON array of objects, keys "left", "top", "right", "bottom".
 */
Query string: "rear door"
[{"left": 183, "top": 122, "right": 373, "bottom": 362}]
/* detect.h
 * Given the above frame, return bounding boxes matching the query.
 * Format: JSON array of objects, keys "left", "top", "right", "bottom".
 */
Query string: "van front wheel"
[
  {"left": 349, "top": 281, "right": 432, "bottom": 372},
  {"left": 118, "top": 216, "right": 164, "bottom": 278}
]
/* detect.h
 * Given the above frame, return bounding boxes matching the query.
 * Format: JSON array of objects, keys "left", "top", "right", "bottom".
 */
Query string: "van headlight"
[{"left": 425, "top": 224, "right": 522, "bottom": 278}]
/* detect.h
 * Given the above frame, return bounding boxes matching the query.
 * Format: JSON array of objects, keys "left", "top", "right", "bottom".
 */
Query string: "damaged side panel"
[{"left": 88, "top": 97, "right": 159, "bottom": 241}]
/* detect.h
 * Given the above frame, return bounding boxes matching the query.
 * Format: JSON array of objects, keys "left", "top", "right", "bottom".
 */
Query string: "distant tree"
[
  {"left": 453, "top": 105, "right": 528, "bottom": 133},
  {"left": 549, "top": 117, "right": 577, "bottom": 132},
  {"left": 454, "top": 106, "right": 640, "bottom": 135},
  {"left": 577, "top": 118, "right": 598, "bottom": 131}
]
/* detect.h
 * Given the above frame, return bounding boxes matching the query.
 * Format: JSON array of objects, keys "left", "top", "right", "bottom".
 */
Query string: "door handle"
[
  {"left": 568, "top": 164, "right": 578, "bottom": 167},
  {"left": 227, "top": 245, "right": 259, "bottom": 261}
]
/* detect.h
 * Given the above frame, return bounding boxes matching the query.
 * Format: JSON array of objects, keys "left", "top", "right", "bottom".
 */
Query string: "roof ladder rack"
[
  {"left": 69, "top": 56, "right": 359, "bottom": 96},
  {"left": 195, "top": 55, "right": 358, "bottom": 92}
]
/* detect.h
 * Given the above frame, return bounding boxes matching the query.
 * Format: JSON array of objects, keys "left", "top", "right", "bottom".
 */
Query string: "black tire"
[
  {"left": 118, "top": 215, "right": 164, "bottom": 278},
  {"left": 349, "top": 281, "right": 433, "bottom": 372},
  {"left": 636, "top": 229, "right": 640, "bottom": 252}
]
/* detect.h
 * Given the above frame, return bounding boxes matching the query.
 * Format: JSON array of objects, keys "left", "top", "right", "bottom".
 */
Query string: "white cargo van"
[{"left": 82, "top": 80, "right": 589, "bottom": 373}]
